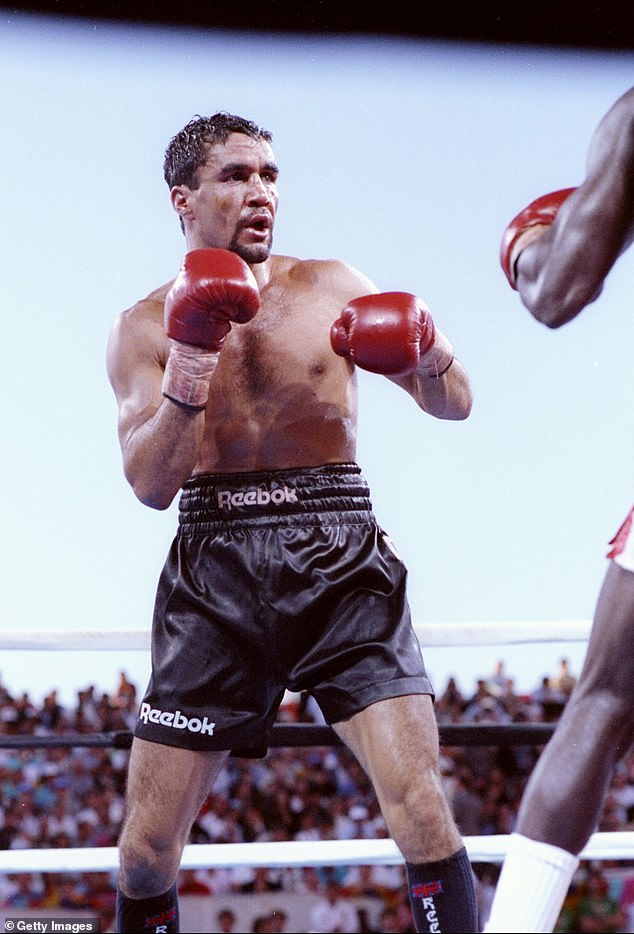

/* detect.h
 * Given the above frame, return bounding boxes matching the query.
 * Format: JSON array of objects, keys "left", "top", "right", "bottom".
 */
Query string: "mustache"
[{"left": 241, "top": 209, "right": 273, "bottom": 230}]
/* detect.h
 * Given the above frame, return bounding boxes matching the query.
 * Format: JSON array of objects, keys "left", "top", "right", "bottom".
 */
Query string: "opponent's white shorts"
[{"left": 607, "top": 506, "right": 634, "bottom": 572}]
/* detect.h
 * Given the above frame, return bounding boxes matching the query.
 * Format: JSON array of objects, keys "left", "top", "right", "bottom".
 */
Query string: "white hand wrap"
[
  {"left": 162, "top": 339, "right": 220, "bottom": 410},
  {"left": 417, "top": 329, "right": 454, "bottom": 378}
]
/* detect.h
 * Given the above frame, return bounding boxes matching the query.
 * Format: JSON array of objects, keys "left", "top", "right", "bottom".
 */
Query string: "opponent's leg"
[
  {"left": 485, "top": 561, "right": 634, "bottom": 933},
  {"left": 116, "top": 737, "right": 229, "bottom": 933},
  {"left": 334, "top": 693, "right": 478, "bottom": 933},
  {"left": 521, "top": 562, "right": 634, "bottom": 848}
]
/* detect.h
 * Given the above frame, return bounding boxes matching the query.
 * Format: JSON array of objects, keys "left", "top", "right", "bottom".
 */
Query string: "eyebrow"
[{"left": 218, "top": 160, "right": 280, "bottom": 178}]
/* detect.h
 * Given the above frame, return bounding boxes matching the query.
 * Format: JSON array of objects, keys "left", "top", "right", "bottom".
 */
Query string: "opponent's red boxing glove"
[
  {"left": 500, "top": 187, "right": 577, "bottom": 289},
  {"left": 162, "top": 249, "right": 260, "bottom": 409},
  {"left": 330, "top": 292, "right": 453, "bottom": 378}
]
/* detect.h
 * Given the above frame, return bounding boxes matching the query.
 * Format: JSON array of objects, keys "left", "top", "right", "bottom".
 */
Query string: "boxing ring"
[{"left": 2, "top": 618, "right": 633, "bottom": 876}]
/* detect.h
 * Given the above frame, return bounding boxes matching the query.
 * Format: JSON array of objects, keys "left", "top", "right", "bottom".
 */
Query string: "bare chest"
[{"left": 215, "top": 300, "right": 336, "bottom": 404}]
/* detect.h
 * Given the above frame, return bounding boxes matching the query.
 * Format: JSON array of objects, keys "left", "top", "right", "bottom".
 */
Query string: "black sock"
[
  {"left": 116, "top": 883, "right": 179, "bottom": 933},
  {"left": 406, "top": 847, "right": 478, "bottom": 933}
]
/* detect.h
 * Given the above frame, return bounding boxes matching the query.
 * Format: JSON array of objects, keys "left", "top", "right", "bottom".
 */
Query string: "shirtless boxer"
[
  {"left": 106, "top": 112, "right": 477, "bottom": 933},
  {"left": 485, "top": 85, "right": 634, "bottom": 932}
]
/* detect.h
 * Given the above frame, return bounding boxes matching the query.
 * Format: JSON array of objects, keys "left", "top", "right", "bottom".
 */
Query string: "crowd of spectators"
[{"left": 1, "top": 659, "right": 634, "bottom": 932}]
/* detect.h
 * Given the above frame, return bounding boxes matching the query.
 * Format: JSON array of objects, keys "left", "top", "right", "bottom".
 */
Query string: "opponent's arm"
[
  {"left": 330, "top": 291, "right": 472, "bottom": 420},
  {"left": 501, "top": 86, "right": 634, "bottom": 327},
  {"left": 106, "top": 249, "right": 259, "bottom": 509}
]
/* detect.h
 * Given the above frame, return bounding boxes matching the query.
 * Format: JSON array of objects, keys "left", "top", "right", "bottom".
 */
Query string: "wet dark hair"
[{"left": 163, "top": 112, "right": 273, "bottom": 189}]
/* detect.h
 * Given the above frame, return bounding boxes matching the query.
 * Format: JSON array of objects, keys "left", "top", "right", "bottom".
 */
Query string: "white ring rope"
[
  {"left": 0, "top": 620, "right": 592, "bottom": 651},
  {"left": 0, "top": 833, "right": 629, "bottom": 874},
  {"left": 0, "top": 620, "right": 601, "bottom": 878}
]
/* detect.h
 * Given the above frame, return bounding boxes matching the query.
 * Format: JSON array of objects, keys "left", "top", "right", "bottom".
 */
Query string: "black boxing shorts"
[{"left": 135, "top": 463, "right": 433, "bottom": 756}]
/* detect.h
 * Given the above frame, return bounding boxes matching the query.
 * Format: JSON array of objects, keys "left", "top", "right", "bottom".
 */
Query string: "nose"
[{"left": 246, "top": 173, "right": 271, "bottom": 204}]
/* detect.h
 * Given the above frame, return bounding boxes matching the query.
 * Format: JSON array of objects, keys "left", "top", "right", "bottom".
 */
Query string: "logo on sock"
[
  {"left": 411, "top": 880, "right": 443, "bottom": 899},
  {"left": 411, "top": 881, "right": 443, "bottom": 933},
  {"left": 145, "top": 906, "right": 177, "bottom": 931}
]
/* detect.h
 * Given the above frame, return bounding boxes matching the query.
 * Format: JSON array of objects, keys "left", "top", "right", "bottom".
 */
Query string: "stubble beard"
[{"left": 230, "top": 230, "right": 273, "bottom": 267}]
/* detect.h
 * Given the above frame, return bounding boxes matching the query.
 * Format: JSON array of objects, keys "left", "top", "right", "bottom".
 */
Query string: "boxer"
[
  {"left": 486, "top": 84, "right": 634, "bottom": 933},
  {"left": 107, "top": 112, "right": 476, "bottom": 933}
]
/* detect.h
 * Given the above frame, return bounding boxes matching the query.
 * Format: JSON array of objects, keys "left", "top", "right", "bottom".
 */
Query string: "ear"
[{"left": 170, "top": 185, "right": 192, "bottom": 220}]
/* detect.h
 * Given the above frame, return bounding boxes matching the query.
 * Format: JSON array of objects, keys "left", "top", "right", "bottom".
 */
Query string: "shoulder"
[
  {"left": 106, "top": 281, "right": 173, "bottom": 374},
  {"left": 109, "top": 281, "right": 171, "bottom": 340},
  {"left": 271, "top": 254, "right": 378, "bottom": 298}
]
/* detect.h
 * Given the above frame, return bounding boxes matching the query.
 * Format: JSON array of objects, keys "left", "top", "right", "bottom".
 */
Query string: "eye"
[{"left": 262, "top": 168, "right": 279, "bottom": 184}]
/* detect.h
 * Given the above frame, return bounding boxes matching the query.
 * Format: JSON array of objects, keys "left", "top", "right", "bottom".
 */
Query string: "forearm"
[
  {"left": 330, "top": 291, "right": 472, "bottom": 419},
  {"left": 122, "top": 399, "right": 205, "bottom": 510},
  {"left": 515, "top": 100, "right": 634, "bottom": 326},
  {"left": 391, "top": 358, "right": 473, "bottom": 420},
  {"left": 516, "top": 180, "right": 632, "bottom": 326}
]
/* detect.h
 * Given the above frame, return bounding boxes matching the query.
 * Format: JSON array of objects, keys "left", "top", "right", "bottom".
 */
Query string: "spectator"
[
  {"left": 340, "top": 857, "right": 404, "bottom": 905},
  {"left": 473, "top": 864, "right": 498, "bottom": 931},
  {"left": 268, "top": 908, "right": 288, "bottom": 933},
  {"left": 39, "top": 689, "right": 65, "bottom": 730},
  {"left": 551, "top": 656, "right": 577, "bottom": 699},
  {"left": 177, "top": 869, "right": 213, "bottom": 896},
  {"left": 4, "top": 872, "right": 45, "bottom": 908},
  {"left": 375, "top": 904, "right": 403, "bottom": 933},
  {"left": 462, "top": 679, "right": 508, "bottom": 724},
  {"left": 215, "top": 907, "right": 237, "bottom": 933},
  {"left": 252, "top": 915, "right": 276, "bottom": 934},
  {"left": 1, "top": 663, "right": 632, "bottom": 925},
  {"left": 567, "top": 865, "right": 626, "bottom": 932},
  {"left": 434, "top": 675, "right": 466, "bottom": 723},
  {"left": 529, "top": 674, "right": 567, "bottom": 722},
  {"left": 308, "top": 873, "right": 362, "bottom": 933},
  {"left": 487, "top": 660, "right": 508, "bottom": 696}
]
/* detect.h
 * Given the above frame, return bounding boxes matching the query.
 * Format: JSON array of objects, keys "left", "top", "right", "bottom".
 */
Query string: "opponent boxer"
[
  {"left": 106, "top": 112, "right": 477, "bottom": 933},
  {"left": 485, "top": 84, "right": 634, "bottom": 933}
]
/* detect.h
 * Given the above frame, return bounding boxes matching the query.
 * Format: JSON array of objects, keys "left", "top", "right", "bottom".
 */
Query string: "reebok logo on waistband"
[
  {"left": 216, "top": 485, "right": 299, "bottom": 511},
  {"left": 139, "top": 702, "right": 215, "bottom": 735}
]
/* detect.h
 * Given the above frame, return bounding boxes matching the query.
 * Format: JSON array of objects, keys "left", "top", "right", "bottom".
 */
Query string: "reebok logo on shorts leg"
[
  {"left": 139, "top": 702, "right": 215, "bottom": 735},
  {"left": 216, "top": 484, "right": 298, "bottom": 510}
]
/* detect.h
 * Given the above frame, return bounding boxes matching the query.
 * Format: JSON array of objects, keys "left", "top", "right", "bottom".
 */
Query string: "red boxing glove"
[
  {"left": 164, "top": 248, "right": 260, "bottom": 350},
  {"left": 500, "top": 187, "right": 577, "bottom": 288},
  {"left": 330, "top": 292, "right": 453, "bottom": 378},
  {"left": 162, "top": 249, "right": 260, "bottom": 409}
]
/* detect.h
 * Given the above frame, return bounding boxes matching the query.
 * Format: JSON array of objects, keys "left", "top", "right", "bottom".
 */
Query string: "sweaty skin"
[{"left": 107, "top": 134, "right": 471, "bottom": 511}]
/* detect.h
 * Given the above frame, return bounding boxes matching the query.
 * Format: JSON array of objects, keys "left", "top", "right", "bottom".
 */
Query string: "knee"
[
  {"left": 566, "top": 685, "right": 633, "bottom": 738},
  {"left": 381, "top": 773, "right": 460, "bottom": 862},
  {"left": 596, "top": 685, "right": 634, "bottom": 723},
  {"left": 119, "top": 830, "right": 181, "bottom": 898}
]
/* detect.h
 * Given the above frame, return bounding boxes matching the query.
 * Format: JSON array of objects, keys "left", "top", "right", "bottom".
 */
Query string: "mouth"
[{"left": 242, "top": 212, "right": 272, "bottom": 237}]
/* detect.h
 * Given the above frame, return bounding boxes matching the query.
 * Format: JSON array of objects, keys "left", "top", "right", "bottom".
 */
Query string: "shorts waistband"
[{"left": 179, "top": 463, "right": 372, "bottom": 528}]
